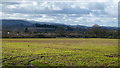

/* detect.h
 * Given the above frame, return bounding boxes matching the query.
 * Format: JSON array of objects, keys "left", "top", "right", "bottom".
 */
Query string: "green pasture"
[{"left": 2, "top": 38, "right": 119, "bottom": 66}]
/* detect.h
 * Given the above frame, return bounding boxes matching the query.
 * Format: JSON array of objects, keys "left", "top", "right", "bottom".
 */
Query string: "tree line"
[{"left": 2, "top": 24, "right": 119, "bottom": 39}]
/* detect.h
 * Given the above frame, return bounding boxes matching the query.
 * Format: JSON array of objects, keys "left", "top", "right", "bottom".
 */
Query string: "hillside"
[{"left": 1, "top": 19, "right": 119, "bottom": 38}]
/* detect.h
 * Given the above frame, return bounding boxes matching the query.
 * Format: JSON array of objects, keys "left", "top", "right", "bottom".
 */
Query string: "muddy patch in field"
[
  {"left": 2, "top": 53, "right": 77, "bottom": 66},
  {"left": 104, "top": 54, "right": 120, "bottom": 58}
]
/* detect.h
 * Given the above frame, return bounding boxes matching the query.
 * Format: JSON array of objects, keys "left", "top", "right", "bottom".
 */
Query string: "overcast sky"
[{"left": 0, "top": 0, "right": 119, "bottom": 27}]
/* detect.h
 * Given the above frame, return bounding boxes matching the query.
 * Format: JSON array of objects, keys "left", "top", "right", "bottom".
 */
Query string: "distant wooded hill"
[{"left": 1, "top": 19, "right": 119, "bottom": 38}]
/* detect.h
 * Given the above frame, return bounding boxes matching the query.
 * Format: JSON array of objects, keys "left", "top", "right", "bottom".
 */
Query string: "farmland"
[{"left": 2, "top": 38, "right": 119, "bottom": 67}]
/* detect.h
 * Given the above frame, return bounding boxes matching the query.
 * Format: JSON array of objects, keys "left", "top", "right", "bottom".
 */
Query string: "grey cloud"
[
  {"left": 88, "top": 2, "right": 106, "bottom": 10},
  {"left": 1, "top": 2, "right": 20, "bottom": 5}
]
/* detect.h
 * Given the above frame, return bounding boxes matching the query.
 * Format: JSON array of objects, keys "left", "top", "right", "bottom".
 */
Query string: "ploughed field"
[{"left": 2, "top": 38, "right": 119, "bottom": 66}]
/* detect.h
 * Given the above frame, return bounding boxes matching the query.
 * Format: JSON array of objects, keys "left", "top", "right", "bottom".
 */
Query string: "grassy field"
[{"left": 2, "top": 38, "right": 119, "bottom": 66}]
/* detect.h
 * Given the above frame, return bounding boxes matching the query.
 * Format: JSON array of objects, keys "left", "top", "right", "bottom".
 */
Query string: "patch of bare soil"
[{"left": 104, "top": 54, "right": 120, "bottom": 57}]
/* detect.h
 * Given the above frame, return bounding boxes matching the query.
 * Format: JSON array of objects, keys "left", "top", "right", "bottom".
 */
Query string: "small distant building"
[{"left": 7, "top": 31, "right": 10, "bottom": 34}]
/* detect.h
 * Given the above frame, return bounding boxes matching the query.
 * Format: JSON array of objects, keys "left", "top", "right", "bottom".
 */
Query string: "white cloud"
[
  {"left": 32, "top": 2, "right": 38, "bottom": 6},
  {"left": 0, "top": 12, "right": 2, "bottom": 15},
  {"left": 7, "top": 5, "right": 16, "bottom": 9},
  {"left": 105, "top": 2, "right": 118, "bottom": 17},
  {"left": 71, "top": 5, "right": 77, "bottom": 8},
  {"left": 35, "top": 17, "right": 55, "bottom": 22},
  {"left": 51, "top": 4, "right": 62, "bottom": 10},
  {"left": 2, "top": 0, "right": 119, "bottom": 2}
]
